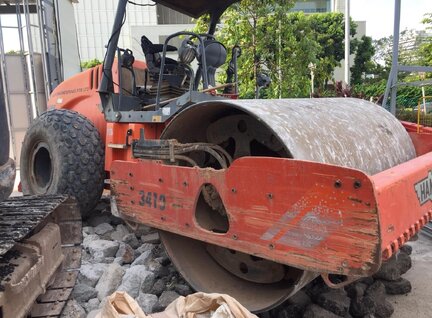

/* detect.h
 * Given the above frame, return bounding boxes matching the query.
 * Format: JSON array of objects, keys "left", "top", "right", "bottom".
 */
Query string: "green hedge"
[
  {"left": 397, "top": 109, "right": 432, "bottom": 127},
  {"left": 353, "top": 80, "right": 432, "bottom": 108}
]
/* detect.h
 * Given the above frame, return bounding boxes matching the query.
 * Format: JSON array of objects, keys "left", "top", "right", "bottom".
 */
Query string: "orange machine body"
[{"left": 50, "top": 66, "right": 432, "bottom": 278}]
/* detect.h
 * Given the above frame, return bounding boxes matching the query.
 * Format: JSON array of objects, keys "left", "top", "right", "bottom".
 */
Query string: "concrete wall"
[
  {"left": 58, "top": 0, "right": 81, "bottom": 79},
  {"left": 333, "top": 20, "right": 366, "bottom": 84},
  {"left": 5, "top": 54, "right": 45, "bottom": 164}
]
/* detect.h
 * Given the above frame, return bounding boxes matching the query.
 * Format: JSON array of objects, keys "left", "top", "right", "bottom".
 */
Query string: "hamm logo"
[{"left": 415, "top": 171, "right": 432, "bottom": 205}]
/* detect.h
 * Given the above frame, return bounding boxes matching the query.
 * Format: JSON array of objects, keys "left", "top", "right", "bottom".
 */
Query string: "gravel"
[{"left": 70, "top": 199, "right": 415, "bottom": 317}]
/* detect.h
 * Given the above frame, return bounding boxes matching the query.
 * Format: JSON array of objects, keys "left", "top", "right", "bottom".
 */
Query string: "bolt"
[
  {"left": 129, "top": 172, "right": 133, "bottom": 177},
  {"left": 334, "top": 180, "right": 342, "bottom": 188},
  {"left": 231, "top": 188, "right": 237, "bottom": 193},
  {"left": 183, "top": 181, "right": 188, "bottom": 187},
  {"left": 354, "top": 180, "right": 362, "bottom": 189},
  {"left": 267, "top": 193, "right": 274, "bottom": 199},
  {"left": 159, "top": 178, "right": 163, "bottom": 183},
  {"left": 129, "top": 186, "right": 134, "bottom": 191},
  {"left": 161, "top": 216, "right": 166, "bottom": 221},
  {"left": 232, "top": 234, "right": 238, "bottom": 240},
  {"left": 130, "top": 200, "right": 135, "bottom": 204},
  {"left": 269, "top": 244, "right": 275, "bottom": 250}
]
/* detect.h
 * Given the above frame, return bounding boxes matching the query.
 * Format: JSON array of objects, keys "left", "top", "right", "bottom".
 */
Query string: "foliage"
[
  {"left": 353, "top": 79, "right": 432, "bottom": 107},
  {"left": 80, "top": 59, "right": 102, "bottom": 69},
  {"left": 193, "top": 3, "right": 357, "bottom": 98},
  {"left": 397, "top": 109, "right": 432, "bottom": 127},
  {"left": 307, "top": 13, "right": 357, "bottom": 86},
  {"left": 6, "top": 50, "right": 23, "bottom": 55},
  {"left": 418, "top": 13, "right": 432, "bottom": 70},
  {"left": 350, "top": 36, "right": 375, "bottom": 85}
]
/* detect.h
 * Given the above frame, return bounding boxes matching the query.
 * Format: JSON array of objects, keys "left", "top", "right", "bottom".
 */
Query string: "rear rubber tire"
[{"left": 20, "top": 109, "right": 105, "bottom": 216}]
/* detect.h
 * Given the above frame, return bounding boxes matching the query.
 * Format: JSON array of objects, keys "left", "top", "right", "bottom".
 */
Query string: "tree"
[
  {"left": 194, "top": 5, "right": 357, "bottom": 98},
  {"left": 350, "top": 36, "right": 375, "bottom": 85},
  {"left": 419, "top": 13, "right": 432, "bottom": 69},
  {"left": 307, "top": 13, "right": 357, "bottom": 87},
  {"left": 373, "top": 29, "right": 425, "bottom": 79},
  {"left": 212, "top": 0, "right": 301, "bottom": 98}
]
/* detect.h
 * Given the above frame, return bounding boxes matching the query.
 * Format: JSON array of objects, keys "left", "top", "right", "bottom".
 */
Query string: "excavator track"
[{"left": 0, "top": 195, "right": 82, "bottom": 318}]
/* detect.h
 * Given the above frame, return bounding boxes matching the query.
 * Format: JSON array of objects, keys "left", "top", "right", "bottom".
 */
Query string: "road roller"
[{"left": 19, "top": 0, "right": 432, "bottom": 313}]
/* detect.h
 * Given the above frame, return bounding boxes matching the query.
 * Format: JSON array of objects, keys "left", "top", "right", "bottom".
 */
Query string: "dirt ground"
[{"left": 390, "top": 232, "right": 432, "bottom": 318}]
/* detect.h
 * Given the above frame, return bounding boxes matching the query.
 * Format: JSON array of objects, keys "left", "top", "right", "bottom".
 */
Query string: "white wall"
[
  {"left": 58, "top": 0, "right": 81, "bottom": 79},
  {"left": 333, "top": 20, "right": 366, "bottom": 83},
  {"left": 74, "top": 0, "right": 157, "bottom": 61}
]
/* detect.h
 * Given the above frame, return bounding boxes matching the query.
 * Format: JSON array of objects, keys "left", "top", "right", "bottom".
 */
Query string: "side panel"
[
  {"left": 373, "top": 151, "right": 432, "bottom": 259},
  {"left": 111, "top": 157, "right": 381, "bottom": 277}
]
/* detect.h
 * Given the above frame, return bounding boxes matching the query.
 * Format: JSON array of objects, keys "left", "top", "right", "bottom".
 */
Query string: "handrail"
[{"left": 417, "top": 95, "right": 432, "bottom": 133}]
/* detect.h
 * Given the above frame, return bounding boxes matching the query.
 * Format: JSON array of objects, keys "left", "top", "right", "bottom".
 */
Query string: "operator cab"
[
  {"left": 116, "top": 31, "right": 236, "bottom": 108},
  {"left": 99, "top": 0, "right": 241, "bottom": 123}
]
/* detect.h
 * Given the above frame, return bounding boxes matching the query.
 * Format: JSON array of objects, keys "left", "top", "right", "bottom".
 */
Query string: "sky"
[{"left": 350, "top": 0, "right": 431, "bottom": 39}]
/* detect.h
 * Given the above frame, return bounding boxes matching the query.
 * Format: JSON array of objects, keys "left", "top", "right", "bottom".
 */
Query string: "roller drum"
[{"left": 160, "top": 98, "right": 416, "bottom": 312}]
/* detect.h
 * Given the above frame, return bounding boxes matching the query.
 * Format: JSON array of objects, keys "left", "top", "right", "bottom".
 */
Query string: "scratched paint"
[{"left": 278, "top": 208, "right": 343, "bottom": 249}]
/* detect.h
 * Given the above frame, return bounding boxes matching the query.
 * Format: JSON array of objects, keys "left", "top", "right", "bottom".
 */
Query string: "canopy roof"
[{"left": 153, "top": 0, "right": 239, "bottom": 18}]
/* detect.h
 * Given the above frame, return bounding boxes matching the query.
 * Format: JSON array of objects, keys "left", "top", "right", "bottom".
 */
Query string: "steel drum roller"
[{"left": 159, "top": 98, "right": 416, "bottom": 312}]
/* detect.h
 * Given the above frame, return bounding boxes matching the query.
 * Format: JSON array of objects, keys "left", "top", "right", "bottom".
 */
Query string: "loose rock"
[
  {"left": 86, "top": 310, "right": 99, "bottom": 318},
  {"left": 79, "top": 264, "right": 107, "bottom": 287},
  {"left": 345, "top": 282, "right": 367, "bottom": 300},
  {"left": 400, "top": 244, "right": 412, "bottom": 255},
  {"left": 117, "top": 265, "right": 155, "bottom": 298},
  {"left": 365, "top": 281, "right": 386, "bottom": 298},
  {"left": 374, "top": 256, "right": 401, "bottom": 281},
  {"left": 123, "top": 233, "right": 140, "bottom": 249},
  {"left": 396, "top": 252, "right": 412, "bottom": 275},
  {"left": 136, "top": 293, "right": 159, "bottom": 314},
  {"left": 85, "top": 298, "right": 100, "bottom": 313},
  {"left": 87, "top": 240, "right": 119, "bottom": 259},
  {"left": 83, "top": 235, "right": 100, "bottom": 250},
  {"left": 374, "top": 299, "right": 394, "bottom": 318},
  {"left": 316, "top": 289, "right": 351, "bottom": 317},
  {"left": 94, "top": 223, "right": 114, "bottom": 236},
  {"left": 174, "top": 283, "right": 193, "bottom": 296},
  {"left": 141, "top": 232, "right": 160, "bottom": 244},
  {"left": 134, "top": 225, "right": 154, "bottom": 237},
  {"left": 132, "top": 250, "right": 153, "bottom": 266},
  {"left": 151, "top": 278, "right": 168, "bottom": 296},
  {"left": 83, "top": 226, "right": 95, "bottom": 235},
  {"left": 349, "top": 295, "right": 376, "bottom": 317},
  {"left": 158, "top": 290, "right": 180, "bottom": 308},
  {"left": 381, "top": 278, "right": 412, "bottom": 295},
  {"left": 61, "top": 299, "right": 86, "bottom": 318},
  {"left": 116, "top": 243, "right": 135, "bottom": 264},
  {"left": 72, "top": 283, "right": 98, "bottom": 304},
  {"left": 136, "top": 243, "right": 156, "bottom": 255},
  {"left": 95, "top": 263, "right": 125, "bottom": 300},
  {"left": 303, "top": 304, "right": 340, "bottom": 318}
]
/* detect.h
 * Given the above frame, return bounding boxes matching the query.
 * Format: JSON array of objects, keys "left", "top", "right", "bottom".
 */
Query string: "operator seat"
[{"left": 141, "top": 35, "right": 178, "bottom": 77}]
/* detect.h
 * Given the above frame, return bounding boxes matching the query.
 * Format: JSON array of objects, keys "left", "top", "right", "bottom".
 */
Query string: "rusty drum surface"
[{"left": 159, "top": 98, "right": 416, "bottom": 312}]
